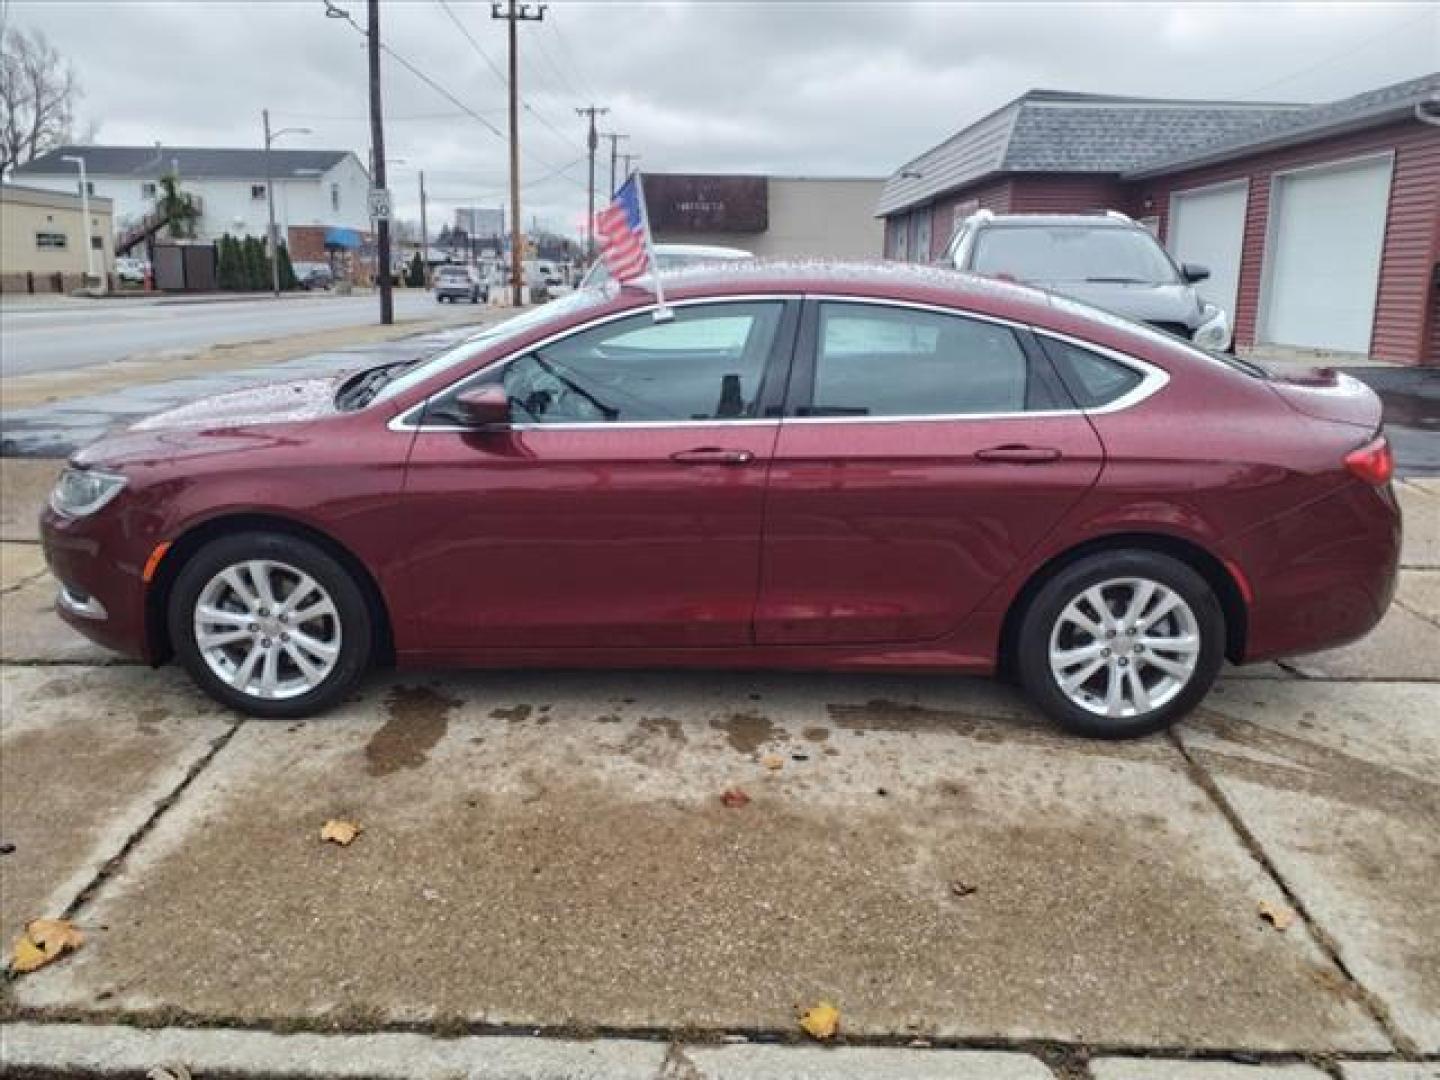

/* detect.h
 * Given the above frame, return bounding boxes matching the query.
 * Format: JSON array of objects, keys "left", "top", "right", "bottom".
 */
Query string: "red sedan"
[{"left": 41, "top": 263, "right": 1399, "bottom": 738}]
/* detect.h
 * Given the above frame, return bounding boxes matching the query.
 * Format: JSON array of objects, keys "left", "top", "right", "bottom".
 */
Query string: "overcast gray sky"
[{"left": 6, "top": 0, "right": 1438, "bottom": 238}]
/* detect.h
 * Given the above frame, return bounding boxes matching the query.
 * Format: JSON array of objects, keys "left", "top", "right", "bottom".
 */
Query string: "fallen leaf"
[
  {"left": 146, "top": 1066, "right": 193, "bottom": 1080},
  {"left": 950, "top": 880, "right": 978, "bottom": 898},
  {"left": 799, "top": 1001, "right": 840, "bottom": 1041},
  {"left": 320, "top": 819, "right": 362, "bottom": 846},
  {"left": 720, "top": 788, "right": 751, "bottom": 809},
  {"left": 760, "top": 753, "right": 785, "bottom": 771},
  {"left": 10, "top": 917, "right": 84, "bottom": 973},
  {"left": 1258, "top": 900, "right": 1296, "bottom": 931}
]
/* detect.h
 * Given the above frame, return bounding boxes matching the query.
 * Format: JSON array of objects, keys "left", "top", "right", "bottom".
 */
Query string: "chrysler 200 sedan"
[{"left": 41, "top": 263, "right": 1399, "bottom": 738}]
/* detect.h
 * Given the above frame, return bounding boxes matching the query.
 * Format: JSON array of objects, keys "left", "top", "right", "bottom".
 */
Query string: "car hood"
[
  {"left": 1028, "top": 280, "right": 1204, "bottom": 328},
  {"left": 72, "top": 377, "right": 342, "bottom": 470}
]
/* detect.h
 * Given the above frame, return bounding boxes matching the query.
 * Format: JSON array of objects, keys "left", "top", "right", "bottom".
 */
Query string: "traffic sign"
[{"left": 368, "top": 187, "right": 393, "bottom": 220}]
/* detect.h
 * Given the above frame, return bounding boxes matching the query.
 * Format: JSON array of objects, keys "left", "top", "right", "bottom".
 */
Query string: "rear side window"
[
  {"left": 1042, "top": 338, "right": 1144, "bottom": 408},
  {"left": 803, "top": 302, "right": 1060, "bottom": 417}
]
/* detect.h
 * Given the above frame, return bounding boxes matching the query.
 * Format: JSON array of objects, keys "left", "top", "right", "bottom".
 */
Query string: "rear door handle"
[
  {"left": 670, "top": 447, "right": 755, "bottom": 465},
  {"left": 974, "top": 445, "right": 1062, "bottom": 464}
]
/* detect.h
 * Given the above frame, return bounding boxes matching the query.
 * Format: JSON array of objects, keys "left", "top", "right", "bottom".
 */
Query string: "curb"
[{"left": 0, "top": 1024, "right": 1059, "bottom": 1079}]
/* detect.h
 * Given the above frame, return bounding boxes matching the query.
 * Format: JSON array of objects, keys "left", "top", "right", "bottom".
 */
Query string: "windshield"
[
  {"left": 370, "top": 289, "right": 610, "bottom": 406},
  {"left": 973, "top": 226, "right": 1180, "bottom": 285}
]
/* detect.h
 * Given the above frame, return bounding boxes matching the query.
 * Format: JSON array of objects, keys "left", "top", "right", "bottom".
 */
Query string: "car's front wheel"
[
  {"left": 168, "top": 532, "right": 372, "bottom": 718},
  {"left": 1015, "top": 550, "right": 1224, "bottom": 739}
]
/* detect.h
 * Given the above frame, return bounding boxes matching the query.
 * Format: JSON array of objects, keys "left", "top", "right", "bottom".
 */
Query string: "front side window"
[
  {"left": 141, "top": 182, "right": 157, "bottom": 199},
  {"left": 972, "top": 225, "right": 1180, "bottom": 285},
  {"left": 331, "top": 183, "right": 341, "bottom": 211},
  {"left": 433, "top": 301, "right": 784, "bottom": 425},
  {"left": 805, "top": 302, "right": 1053, "bottom": 417},
  {"left": 251, "top": 183, "right": 267, "bottom": 200}
]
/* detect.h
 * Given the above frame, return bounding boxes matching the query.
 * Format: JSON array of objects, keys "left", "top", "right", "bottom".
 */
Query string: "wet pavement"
[
  {"left": 0, "top": 326, "right": 476, "bottom": 458},
  {"left": 1343, "top": 366, "right": 1440, "bottom": 477}
]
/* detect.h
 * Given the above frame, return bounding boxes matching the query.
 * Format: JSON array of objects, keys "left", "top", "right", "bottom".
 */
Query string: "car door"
[
  {"left": 399, "top": 298, "right": 798, "bottom": 652},
  {"left": 755, "top": 298, "right": 1103, "bottom": 646}
]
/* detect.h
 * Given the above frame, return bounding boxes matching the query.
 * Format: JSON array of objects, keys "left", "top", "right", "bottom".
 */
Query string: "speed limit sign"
[{"left": 367, "top": 187, "right": 392, "bottom": 220}]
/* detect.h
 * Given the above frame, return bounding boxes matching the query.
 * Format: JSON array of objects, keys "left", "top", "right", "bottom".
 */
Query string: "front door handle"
[
  {"left": 670, "top": 447, "right": 755, "bottom": 465},
  {"left": 974, "top": 444, "right": 1062, "bottom": 464}
]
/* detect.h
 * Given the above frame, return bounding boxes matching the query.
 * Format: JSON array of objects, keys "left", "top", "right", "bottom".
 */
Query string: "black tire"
[
  {"left": 168, "top": 531, "right": 373, "bottom": 719},
  {"left": 1014, "top": 549, "right": 1224, "bottom": 739}
]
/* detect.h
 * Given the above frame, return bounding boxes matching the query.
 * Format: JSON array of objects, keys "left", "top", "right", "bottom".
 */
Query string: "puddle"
[
  {"left": 827, "top": 699, "right": 1012, "bottom": 740},
  {"left": 490, "top": 704, "right": 533, "bottom": 724},
  {"left": 710, "top": 711, "right": 787, "bottom": 754},
  {"left": 365, "top": 685, "right": 458, "bottom": 776}
]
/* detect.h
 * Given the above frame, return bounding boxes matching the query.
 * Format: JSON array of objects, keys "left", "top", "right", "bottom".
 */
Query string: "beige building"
[
  {"left": 644, "top": 174, "right": 886, "bottom": 259},
  {"left": 1, "top": 182, "right": 115, "bottom": 293}
]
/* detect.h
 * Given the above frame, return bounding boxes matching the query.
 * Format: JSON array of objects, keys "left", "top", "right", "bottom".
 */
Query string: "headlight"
[
  {"left": 1193, "top": 304, "right": 1231, "bottom": 351},
  {"left": 49, "top": 468, "right": 127, "bottom": 518}
]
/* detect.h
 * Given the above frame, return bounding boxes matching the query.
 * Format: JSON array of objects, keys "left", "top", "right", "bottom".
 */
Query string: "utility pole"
[
  {"left": 576, "top": 104, "right": 608, "bottom": 261},
  {"left": 263, "top": 109, "right": 312, "bottom": 296},
  {"left": 418, "top": 169, "right": 429, "bottom": 287},
  {"left": 620, "top": 152, "right": 640, "bottom": 183},
  {"left": 493, "top": 0, "right": 546, "bottom": 307},
  {"left": 601, "top": 131, "right": 628, "bottom": 196},
  {"left": 367, "top": 0, "right": 393, "bottom": 324}
]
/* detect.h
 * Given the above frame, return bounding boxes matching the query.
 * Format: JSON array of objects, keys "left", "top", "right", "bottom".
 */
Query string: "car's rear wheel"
[
  {"left": 1015, "top": 550, "right": 1224, "bottom": 739},
  {"left": 168, "top": 532, "right": 372, "bottom": 718}
]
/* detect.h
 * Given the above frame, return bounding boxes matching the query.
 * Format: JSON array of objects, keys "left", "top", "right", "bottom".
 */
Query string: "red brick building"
[{"left": 879, "top": 74, "right": 1440, "bottom": 365}]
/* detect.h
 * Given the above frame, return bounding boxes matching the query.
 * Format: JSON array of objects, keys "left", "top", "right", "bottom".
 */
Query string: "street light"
[
  {"left": 263, "top": 109, "right": 312, "bottom": 296},
  {"left": 60, "top": 154, "right": 97, "bottom": 288}
]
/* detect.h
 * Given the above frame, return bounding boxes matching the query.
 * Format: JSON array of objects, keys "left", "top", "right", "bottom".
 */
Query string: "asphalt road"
[{"left": 0, "top": 291, "right": 474, "bottom": 376}]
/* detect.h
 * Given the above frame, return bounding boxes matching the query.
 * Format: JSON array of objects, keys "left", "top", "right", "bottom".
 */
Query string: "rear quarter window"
[{"left": 1040, "top": 338, "right": 1144, "bottom": 409}]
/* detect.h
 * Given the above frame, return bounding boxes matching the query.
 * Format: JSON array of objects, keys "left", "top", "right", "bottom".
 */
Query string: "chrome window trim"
[
  {"left": 391, "top": 292, "right": 1170, "bottom": 433},
  {"left": 390, "top": 294, "right": 796, "bottom": 433}
]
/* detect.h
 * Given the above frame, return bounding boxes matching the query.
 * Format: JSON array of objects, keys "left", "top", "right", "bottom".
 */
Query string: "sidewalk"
[{"left": 1, "top": 463, "right": 1437, "bottom": 1076}]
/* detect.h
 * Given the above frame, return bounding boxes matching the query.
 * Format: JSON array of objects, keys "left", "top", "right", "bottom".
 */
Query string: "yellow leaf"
[
  {"left": 799, "top": 1001, "right": 840, "bottom": 1041},
  {"left": 10, "top": 917, "right": 83, "bottom": 973},
  {"left": 1258, "top": 899, "right": 1296, "bottom": 931},
  {"left": 320, "top": 819, "right": 362, "bottom": 846},
  {"left": 760, "top": 753, "right": 785, "bottom": 771}
]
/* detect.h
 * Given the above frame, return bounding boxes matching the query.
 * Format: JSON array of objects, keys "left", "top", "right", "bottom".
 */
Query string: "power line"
[
  {"left": 548, "top": 15, "right": 600, "bottom": 104},
  {"left": 1245, "top": 9, "right": 1437, "bottom": 96}
]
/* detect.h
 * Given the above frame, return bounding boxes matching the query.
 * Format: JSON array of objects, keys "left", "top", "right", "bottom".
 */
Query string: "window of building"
[
  {"left": 84, "top": 181, "right": 94, "bottom": 196},
  {"left": 35, "top": 232, "right": 68, "bottom": 249},
  {"left": 90, "top": 236, "right": 104, "bottom": 251},
  {"left": 331, "top": 183, "right": 341, "bottom": 212},
  {"left": 806, "top": 302, "right": 1054, "bottom": 417},
  {"left": 251, "top": 183, "right": 267, "bottom": 201},
  {"left": 141, "top": 182, "right": 157, "bottom": 199}
]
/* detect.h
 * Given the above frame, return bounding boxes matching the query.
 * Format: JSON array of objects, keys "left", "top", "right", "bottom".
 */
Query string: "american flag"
[{"left": 594, "top": 176, "right": 652, "bottom": 284}]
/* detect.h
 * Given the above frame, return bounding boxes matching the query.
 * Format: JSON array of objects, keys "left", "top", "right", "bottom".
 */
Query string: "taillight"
[{"left": 1345, "top": 435, "right": 1393, "bottom": 486}]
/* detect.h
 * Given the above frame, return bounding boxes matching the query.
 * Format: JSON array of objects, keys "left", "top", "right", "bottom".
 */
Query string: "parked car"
[
  {"left": 114, "top": 256, "right": 148, "bottom": 285},
  {"left": 42, "top": 263, "right": 1397, "bottom": 737},
  {"left": 579, "top": 243, "right": 751, "bottom": 290},
  {"left": 942, "top": 211, "right": 1232, "bottom": 351},
  {"left": 434, "top": 264, "right": 485, "bottom": 304},
  {"left": 297, "top": 264, "right": 334, "bottom": 291}
]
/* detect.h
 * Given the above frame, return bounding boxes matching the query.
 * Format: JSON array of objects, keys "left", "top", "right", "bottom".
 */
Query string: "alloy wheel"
[
  {"left": 192, "top": 559, "right": 342, "bottom": 700},
  {"left": 1047, "top": 576, "right": 1201, "bottom": 719}
]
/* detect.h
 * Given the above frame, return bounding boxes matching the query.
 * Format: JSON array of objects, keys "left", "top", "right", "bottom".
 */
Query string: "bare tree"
[{"left": 0, "top": 25, "right": 82, "bottom": 175}]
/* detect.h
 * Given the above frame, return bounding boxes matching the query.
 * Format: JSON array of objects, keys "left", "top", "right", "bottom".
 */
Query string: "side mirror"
[
  {"left": 1181, "top": 262, "right": 1211, "bottom": 284},
  {"left": 455, "top": 385, "right": 511, "bottom": 429}
]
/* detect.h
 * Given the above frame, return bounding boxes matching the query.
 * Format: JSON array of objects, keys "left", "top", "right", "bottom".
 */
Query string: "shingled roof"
[
  {"left": 1126, "top": 71, "right": 1440, "bottom": 178},
  {"left": 12, "top": 145, "right": 360, "bottom": 180},
  {"left": 876, "top": 90, "right": 1304, "bottom": 216}
]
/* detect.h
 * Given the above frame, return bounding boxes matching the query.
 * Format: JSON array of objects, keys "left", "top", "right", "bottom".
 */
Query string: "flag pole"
[{"left": 632, "top": 173, "right": 672, "bottom": 322}]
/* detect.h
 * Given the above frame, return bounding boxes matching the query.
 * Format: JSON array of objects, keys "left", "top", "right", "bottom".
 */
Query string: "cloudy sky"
[{"left": 6, "top": 0, "right": 1438, "bottom": 238}]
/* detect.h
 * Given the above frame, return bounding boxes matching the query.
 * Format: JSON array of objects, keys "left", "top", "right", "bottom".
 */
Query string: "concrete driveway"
[{"left": 1, "top": 465, "right": 1437, "bottom": 1078}]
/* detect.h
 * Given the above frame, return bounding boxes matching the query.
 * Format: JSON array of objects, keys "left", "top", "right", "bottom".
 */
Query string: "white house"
[{"left": 11, "top": 145, "right": 372, "bottom": 249}]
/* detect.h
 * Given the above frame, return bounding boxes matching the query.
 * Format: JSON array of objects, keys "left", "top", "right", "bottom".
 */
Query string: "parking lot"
[{"left": 1, "top": 456, "right": 1437, "bottom": 1077}]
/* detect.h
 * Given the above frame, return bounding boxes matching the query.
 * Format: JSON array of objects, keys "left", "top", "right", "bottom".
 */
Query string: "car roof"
[
  {"left": 973, "top": 213, "right": 1138, "bottom": 230},
  {"left": 654, "top": 243, "right": 753, "bottom": 259}
]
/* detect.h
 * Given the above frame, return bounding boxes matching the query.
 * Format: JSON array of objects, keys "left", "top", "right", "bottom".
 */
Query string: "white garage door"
[
  {"left": 1168, "top": 181, "right": 1248, "bottom": 324},
  {"left": 1261, "top": 155, "right": 1393, "bottom": 354}
]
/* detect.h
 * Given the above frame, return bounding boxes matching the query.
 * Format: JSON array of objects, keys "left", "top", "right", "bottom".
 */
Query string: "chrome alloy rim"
[
  {"left": 193, "top": 560, "right": 341, "bottom": 700},
  {"left": 1048, "top": 577, "right": 1200, "bottom": 719}
]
